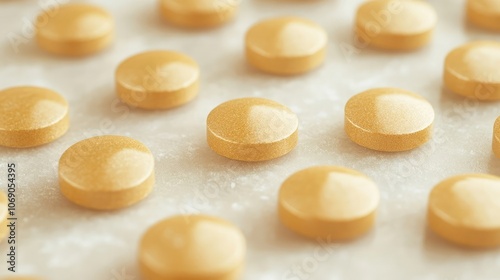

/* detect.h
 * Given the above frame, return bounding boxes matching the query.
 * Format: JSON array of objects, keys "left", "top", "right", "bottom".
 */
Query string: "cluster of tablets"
[{"left": 2, "top": 0, "right": 500, "bottom": 279}]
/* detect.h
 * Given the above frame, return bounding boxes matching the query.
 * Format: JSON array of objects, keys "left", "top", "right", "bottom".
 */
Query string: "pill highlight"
[
  {"left": 444, "top": 41, "right": 500, "bottom": 100},
  {"left": 344, "top": 88, "right": 434, "bottom": 152},
  {"left": 0, "top": 86, "right": 69, "bottom": 148},
  {"left": 139, "top": 215, "right": 246, "bottom": 280},
  {"left": 116, "top": 50, "right": 199, "bottom": 109},
  {"left": 59, "top": 135, "right": 155, "bottom": 210},
  {"left": 35, "top": 3, "right": 114, "bottom": 56},
  {"left": 207, "top": 97, "right": 298, "bottom": 161},
  {"left": 428, "top": 174, "right": 500, "bottom": 248},
  {"left": 279, "top": 166, "right": 379, "bottom": 240},
  {"left": 245, "top": 16, "right": 327, "bottom": 75},
  {"left": 355, "top": 0, "right": 437, "bottom": 50}
]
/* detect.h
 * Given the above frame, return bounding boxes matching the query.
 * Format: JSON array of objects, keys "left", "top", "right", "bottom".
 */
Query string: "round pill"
[
  {"left": 0, "top": 86, "right": 69, "bottom": 148},
  {"left": 207, "top": 98, "right": 298, "bottom": 162},
  {"left": 279, "top": 166, "right": 379, "bottom": 240},
  {"left": 444, "top": 41, "right": 500, "bottom": 100},
  {"left": 493, "top": 117, "right": 500, "bottom": 158},
  {"left": 59, "top": 135, "right": 155, "bottom": 210},
  {"left": 116, "top": 51, "right": 199, "bottom": 110},
  {"left": 35, "top": 3, "right": 114, "bottom": 56},
  {"left": 0, "top": 191, "right": 7, "bottom": 242},
  {"left": 139, "top": 215, "right": 246, "bottom": 280},
  {"left": 467, "top": 0, "right": 500, "bottom": 31},
  {"left": 428, "top": 174, "right": 500, "bottom": 248},
  {"left": 355, "top": 0, "right": 437, "bottom": 51},
  {"left": 159, "top": 0, "right": 239, "bottom": 28},
  {"left": 344, "top": 88, "right": 434, "bottom": 152},
  {"left": 245, "top": 16, "right": 327, "bottom": 75}
]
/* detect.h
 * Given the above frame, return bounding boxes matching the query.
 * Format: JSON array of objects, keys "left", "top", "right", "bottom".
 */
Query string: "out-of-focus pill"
[
  {"left": 279, "top": 166, "right": 380, "bottom": 240},
  {"left": 344, "top": 88, "right": 434, "bottom": 152},
  {"left": 159, "top": 0, "right": 239, "bottom": 28},
  {"left": 139, "top": 215, "right": 246, "bottom": 280},
  {"left": 467, "top": 0, "right": 500, "bottom": 31},
  {"left": 444, "top": 41, "right": 500, "bottom": 100},
  {"left": 59, "top": 135, "right": 155, "bottom": 210},
  {"left": 0, "top": 86, "right": 69, "bottom": 148},
  {"left": 245, "top": 16, "right": 327, "bottom": 75},
  {"left": 355, "top": 0, "right": 437, "bottom": 50},
  {"left": 35, "top": 3, "right": 114, "bottom": 56},
  {"left": 116, "top": 51, "right": 199, "bottom": 110},
  {"left": 493, "top": 117, "right": 500, "bottom": 157},
  {"left": 0, "top": 191, "right": 7, "bottom": 242},
  {"left": 207, "top": 97, "right": 298, "bottom": 161},
  {"left": 428, "top": 174, "right": 500, "bottom": 248}
]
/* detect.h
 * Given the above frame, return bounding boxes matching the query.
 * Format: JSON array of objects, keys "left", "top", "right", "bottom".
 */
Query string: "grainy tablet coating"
[{"left": 59, "top": 135, "right": 155, "bottom": 210}]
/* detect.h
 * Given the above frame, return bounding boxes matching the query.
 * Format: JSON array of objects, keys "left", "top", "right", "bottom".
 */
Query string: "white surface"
[{"left": 1, "top": 0, "right": 500, "bottom": 279}]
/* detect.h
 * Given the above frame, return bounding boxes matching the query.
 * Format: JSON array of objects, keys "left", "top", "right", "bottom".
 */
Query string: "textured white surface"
[{"left": 1, "top": 0, "right": 500, "bottom": 279}]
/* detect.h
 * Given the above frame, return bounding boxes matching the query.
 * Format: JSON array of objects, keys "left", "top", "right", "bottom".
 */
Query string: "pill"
[
  {"left": 35, "top": 3, "right": 114, "bottom": 56},
  {"left": 245, "top": 16, "right": 327, "bottom": 75},
  {"left": 0, "top": 86, "right": 69, "bottom": 148},
  {"left": 0, "top": 191, "right": 7, "bottom": 242},
  {"left": 467, "top": 0, "right": 500, "bottom": 31},
  {"left": 493, "top": 117, "right": 500, "bottom": 158},
  {"left": 207, "top": 97, "right": 298, "bottom": 161},
  {"left": 116, "top": 51, "right": 199, "bottom": 110},
  {"left": 279, "top": 166, "right": 379, "bottom": 240},
  {"left": 344, "top": 88, "right": 434, "bottom": 152},
  {"left": 444, "top": 41, "right": 500, "bottom": 100},
  {"left": 355, "top": 0, "right": 437, "bottom": 51},
  {"left": 428, "top": 174, "right": 500, "bottom": 248},
  {"left": 159, "top": 0, "right": 239, "bottom": 28},
  {"left": 59, "top": 135, "right": 155, "bottom": 210},
  {"left": 139, "top": 215, "right": 246, "bottom": 280}
]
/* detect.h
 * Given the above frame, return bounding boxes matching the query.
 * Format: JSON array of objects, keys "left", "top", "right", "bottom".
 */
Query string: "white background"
[{"left": 1, "top": 0, "right": 500, "bottom": 279}]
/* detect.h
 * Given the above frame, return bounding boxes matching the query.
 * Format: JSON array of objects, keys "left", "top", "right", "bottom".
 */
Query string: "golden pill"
[
  {"left": 139, "top": 215, "right": 246, "bottom": 280},
  {"left": 278, "top": 166, "right": 379, "bottom": 240},
  {"left": 35, "top": 3, "right": 114, "bottom": 56},
  {"left": 59, "top": 135, "right": 155, "bottom": 210},
  {"left": 116, "top": 51, "right": 199, "bottom": 110},
  {"left": 245, "top": 16, "right": 327, "bottom": 75},
  {"left": 344, "top": 88, "right": 434, "bottom": 152},
  {"left": 428, "top": 174, "right": 500, "bottom": 248},
  {"left": 0, "top": 86, "right": 69, "bottom": 148},
  {"left": 444, "top": 41, "right": 500, "bottom": 100},
  {"left": 493, "top": 117, "right": 500, "bottom": 158},
  {"left": 159, "top": 0, "right": 239, "bottom": 28},
  {"left": 207, "top": 98, "right": 298, "bottom": 162},
  {"left": 355, "top": 0, "right": 437, "bottom": 51},
  {"left": 0, "top": 191, "right": 7, "bottom": 242},
  {"left": 467, "top": 0, "right": 500, "bottom": 31}
]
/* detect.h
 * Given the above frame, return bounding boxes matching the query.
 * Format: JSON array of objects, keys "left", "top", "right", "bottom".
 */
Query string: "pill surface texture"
[
  {"left": 428, "top": 174, "right": 500, "bottom": 248},
  {"left": 35, "top": 3, "right": 114, "bottom": 56},
  {"left": 159, "top": 0, "right": 238, "bottom": 28},
  {"left": 139, "top": 215, "right": 246, "bottom": 280},
  {"left": 467, "top": 0, "right": 500, "bottom": 31},
  {"left": 279, "top": 166, "right": 379, "bottom": 240},
  {"left": 444, "top": 41, "right": 500, "bottom": 100},
  {"left": 245, "top": 17, "right": 327, "bottom": 75},
  {"left": 207, "top": 98, "right": 298, "bottom": 161},
  {"left": 116, "top": 51, "right": 199, "bottom": 109},
  {"left": 493, "top": 117, "right": 500, "bottom": 158},
  {"left": 59, "top": 135, "right": 155, "bottom": 210},
  {"left": 0, "top": 191, "right": 7, "bottom": 242},
  {"left": 0, "top": 86, "right": 69, "bottom": 148},
  {"left": 344, "top": 88, "right": 434, "bottom": 152},
  {"left": 355, "top": 0, "right": 437, "bottom": 50}
]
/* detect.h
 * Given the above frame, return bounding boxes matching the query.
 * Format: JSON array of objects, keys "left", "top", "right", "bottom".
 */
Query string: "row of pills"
[
  {"left": 1, "top": 81, "right": 498, "bottom": 157},
  {"left": 2, "top": 166, "right": 499, "bottom": 280},
  {"left": 32, "top": 0, "right": 500, "bottom": 58}
]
